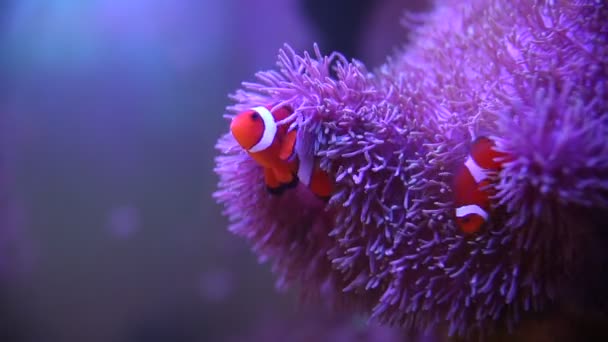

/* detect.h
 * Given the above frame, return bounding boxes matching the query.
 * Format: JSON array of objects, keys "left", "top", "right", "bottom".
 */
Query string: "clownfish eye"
[{"left": 250, "top": 112, "right": 260, "bottom": 120}]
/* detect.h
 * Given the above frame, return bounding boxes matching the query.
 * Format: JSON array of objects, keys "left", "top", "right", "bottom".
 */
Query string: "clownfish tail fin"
[{"left": 309, "top": 167, "right": 333, "bottom": 200}]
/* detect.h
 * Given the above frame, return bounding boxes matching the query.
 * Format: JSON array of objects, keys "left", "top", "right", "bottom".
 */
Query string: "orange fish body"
[
  {"left": 230, "top": 105, "right": 333, "bottom": 199},
  {"left": 452, "top": 136, "right": 511, "bottom": 234}
]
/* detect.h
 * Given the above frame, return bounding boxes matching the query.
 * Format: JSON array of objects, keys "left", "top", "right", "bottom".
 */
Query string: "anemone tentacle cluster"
[{"left": 215, "top": 0, "right": 607, "bottom": 337}]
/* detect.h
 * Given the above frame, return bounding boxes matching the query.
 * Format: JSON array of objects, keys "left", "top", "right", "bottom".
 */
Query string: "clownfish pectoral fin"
[
  {"left": 279, "top": 129, "right": 297, "bottom": 161},
  {"left": 283, "top": 173, "right": 299, "bottom": 190},
  {"left": 263, "top": 168, "right": 285, "bottom": 195},
  {"left": 271, "top": 165, "right": 299, "bottom": 192},
  {"left": 273, "top": 164, "right": 297, "bottom": 185},
  {"left": 309, "top": 167, "right": 333, "bottom": 200}
]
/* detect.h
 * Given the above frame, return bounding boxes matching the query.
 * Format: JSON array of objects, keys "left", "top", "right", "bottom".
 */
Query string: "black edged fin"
[
  {"left": 265, "top": 174, "right": 299, "bottom": 196},
  {"left": 266, "top": 185, "right": 286, "bottom": 196},
  {"left": 266, "top": 175, "right": 298, "bottom": 195},
  {"left": 283, "top": 174, "right": 299, "bottom": 189}
]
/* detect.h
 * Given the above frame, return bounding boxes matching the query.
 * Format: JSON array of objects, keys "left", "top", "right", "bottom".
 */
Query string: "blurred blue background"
[{"left": 0, "top": 0, "right": 423, "bottom": 340}]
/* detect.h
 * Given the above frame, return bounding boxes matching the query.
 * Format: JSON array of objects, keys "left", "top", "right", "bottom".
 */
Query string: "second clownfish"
[
  {"left": 452, "top": 136, "right": 512, "bottom": 234},
  {"left": 230, "top": 104, "right": 333, "bottom": 200}
]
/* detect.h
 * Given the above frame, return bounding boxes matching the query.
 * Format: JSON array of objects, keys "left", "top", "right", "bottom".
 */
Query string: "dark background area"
[{"left": 0, "top": 0, "right": 426, "bottom": 341}]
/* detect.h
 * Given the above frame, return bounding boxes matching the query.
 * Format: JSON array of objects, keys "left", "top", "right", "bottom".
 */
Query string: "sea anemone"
[{"left": 214, "top": 0, "right": 607, "bottom": 338}]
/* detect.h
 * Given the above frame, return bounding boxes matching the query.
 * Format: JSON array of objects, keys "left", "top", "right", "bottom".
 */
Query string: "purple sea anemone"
[{"left": 214, "top": 0, "right": 607, "bottom": 338}]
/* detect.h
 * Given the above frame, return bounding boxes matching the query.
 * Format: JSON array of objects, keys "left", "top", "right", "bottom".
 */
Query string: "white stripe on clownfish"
[
  {"left": 455, "top": 204, "right": 489, "bottom": 220},
  {"left": 248, "top": 106, "right": 277, "bottom": 153},
  {"left": 464, "top": 155, "right": 488, "bottom": 184}
]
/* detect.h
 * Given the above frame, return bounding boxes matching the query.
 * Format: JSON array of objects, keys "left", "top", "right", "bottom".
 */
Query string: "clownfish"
[
  {"left": 230, "top": 105, "right": 333, "bottom": 200},
  {"left": 452, "top": 136, "right": 511, "bottom": 234}
]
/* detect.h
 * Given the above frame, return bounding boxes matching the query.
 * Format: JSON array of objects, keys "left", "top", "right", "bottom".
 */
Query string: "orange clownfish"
[
  {"left": 452, "top": 136, "right": 511, "bottom": 234},
  {"left": 230, "top": 105, "right": 333, "bottom": 200}
]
